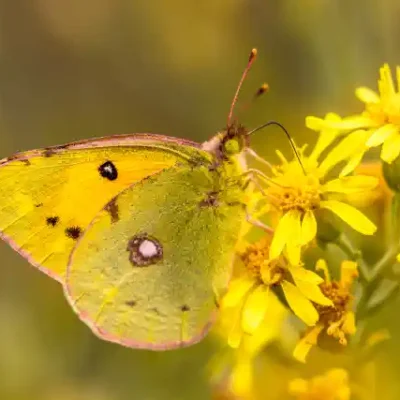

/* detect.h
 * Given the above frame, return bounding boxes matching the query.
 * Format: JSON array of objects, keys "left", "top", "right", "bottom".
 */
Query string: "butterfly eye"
[
  {"left": 223, "top": 139, "right": 240, "bottom": 155},
  {"left": 127, "top": 234, "right": 163, "bottom": 267}
]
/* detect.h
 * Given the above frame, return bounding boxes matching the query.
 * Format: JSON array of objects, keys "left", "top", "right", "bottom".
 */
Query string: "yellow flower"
[
  {"left": 293, "top": 260, "right": 358, "bottom": 363},
  {"left": 307, "top": 64, "right": 400, "bottom": 171},
  {"left": 288, "top": 368, "right": 351, "bottom": 400},
  {"left": 209, "top": 345, "right": 255, "bottom": 400},
  {"left": 221, "top": 238, "right": 333, "bottom": 350},
  {"left": 265, "top": 147, "right": 377, "bottom": 264}
]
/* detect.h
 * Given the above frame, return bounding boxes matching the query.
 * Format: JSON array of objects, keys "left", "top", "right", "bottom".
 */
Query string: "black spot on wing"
[
  {"left": 105, "top": 198, "right": 119, "bottom": 223},
  {"left": 35, "top": 203, "right": 43, "bottom": 208},
  {"left": 181, "top": 305, "right": 190, "bottom": 312},
  {"left": 99, "top": 161, "right": 118, "bottom": 181},
  {"left": 65, "top": 226, "right": 82, "bottom": 239},
  {"left": 46, "top": 216, "right": 59, "bottom": 227},
  {"left": 125, "top": 300, "right": 137, "bottom": 307},
  {"left": 199, "top": 191, "right": 219, "bottom": 208}
]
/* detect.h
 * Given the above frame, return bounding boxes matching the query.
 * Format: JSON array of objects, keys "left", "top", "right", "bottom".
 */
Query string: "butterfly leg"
[
  {"left": 246, "top": 212, "right": 273, "bottom": 234},
  {"left": 244, "top": 148, "right": 273, "bottom": 170}
]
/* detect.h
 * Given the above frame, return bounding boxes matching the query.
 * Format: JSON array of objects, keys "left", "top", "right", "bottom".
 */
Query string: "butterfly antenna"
[
  {"left": 227, "top": 48, "right": 258, "bottom": 126},
  {"left": 254, "top": 83, "right": 269, "bottom": 98},
  {"left": 237, "top": 82, "right": 270, "bottom": 116},
  {"left": 247, "top": 121, "right": 306, "bottom": 174}
]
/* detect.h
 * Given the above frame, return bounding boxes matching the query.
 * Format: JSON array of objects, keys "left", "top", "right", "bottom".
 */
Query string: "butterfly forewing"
[{"left": 0, "top": 134, "right": 202, "bottom": 281}]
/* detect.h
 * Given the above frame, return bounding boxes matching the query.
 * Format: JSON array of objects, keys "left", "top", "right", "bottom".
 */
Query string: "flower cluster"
[{"left": 211, "top": 64, "right": 400, "bottom": 399}]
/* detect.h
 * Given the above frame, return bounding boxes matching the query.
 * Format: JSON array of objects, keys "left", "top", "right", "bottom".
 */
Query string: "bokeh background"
[{"left": 0, "top": 1, "right": 400, "bottom": 399}]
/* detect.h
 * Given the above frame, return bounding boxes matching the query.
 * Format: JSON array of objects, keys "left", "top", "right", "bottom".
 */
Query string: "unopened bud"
[{"left": 383, "top": 158, "right": 400, "bottom": 192}]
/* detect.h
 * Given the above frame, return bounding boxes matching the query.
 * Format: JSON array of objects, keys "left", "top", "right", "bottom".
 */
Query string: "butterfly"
[{"left": 0, "top": 49, "right": 271, "bottom": 350}]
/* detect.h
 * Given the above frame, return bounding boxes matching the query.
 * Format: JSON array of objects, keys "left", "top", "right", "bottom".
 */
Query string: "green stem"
[
  {"left": 367, "top": 193, "right": 400, "bottom": 282},
  {"left": 356, "top": 193, "right": 400, "bottom": 316},
  {"left": 335, "top": 234, "right": 370, "bottom": 283}
]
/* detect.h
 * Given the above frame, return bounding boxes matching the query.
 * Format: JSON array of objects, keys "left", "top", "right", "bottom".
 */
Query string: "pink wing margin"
[{"left": 0, "top": 133, "right": 201, "bottom": 283}]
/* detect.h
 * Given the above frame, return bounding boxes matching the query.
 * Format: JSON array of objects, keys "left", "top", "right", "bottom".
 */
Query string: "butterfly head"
[
  {"left": 220, "top": 122, "right": 249, "bottom": 157},
  {"left": 201, "top": 122, "right": 250, "bottom": 161}
]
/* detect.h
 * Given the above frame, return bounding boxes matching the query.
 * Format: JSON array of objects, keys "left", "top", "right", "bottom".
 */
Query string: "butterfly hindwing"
[
  {"left": 0, "top": 134, "right": 204, "bottom": 281},
  {"left": 65, "top": 164, "right": 246, "bottom": 349}
]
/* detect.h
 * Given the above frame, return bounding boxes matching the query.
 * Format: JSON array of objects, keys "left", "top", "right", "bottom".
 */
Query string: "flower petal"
[
  {"left": 301, "top": 210, "right": 317, "bottom": 245},
  {"left": 319, "top": 130, "right": 369, "bottom": 176},
  {"left": 308, "top": 113, "right": 342, "bottom": 160},
  {"left": 310, "top": 131, "right": 337, "bottom": 161},
  {"left": 289, "top": 266, "right": 333, "bottom": 306},
  {"left": 379, "top": 64, "right": 395, "bottom": 98},
  {"left": 222, "top": 277, "right": 255, "bottom": 308},
  {"left": 281, "top": 281, "right": 319, "bottom": 326},
  {"left": 227, "top": 306, "right": 244, "bottom": 349},
  {"left": 315, "top": 259, "right": 331, "bottom": 283},
  {"left": 285, "top": 244, "right": 302, "bottom": 266},
  {"left": 306, "top": 115, "right": 371, "bottom": 131},
  {"left": 293, "top": 276, "right": 333, "bottom": 306},
  {"left": 289, "top": 265, "right": 324, "bottom": 285},
  {"left": 340, "top": 260, "right": 358, "bottom": 289},
  {"left": 397, "top": 66, "right": 400, "bottom": 92},
  {"left": 306, "top": 116, "right": 326, "bottom": 131},
  {"left": 381, "top": 131, "right": 400, "bottom": 163},
  {"left": 230, "top": 355, "right": 253, "bottom": 397},
  {"left": 355, "top": 87, "right": 380, "bottom": 104},
  {"left": 292, "top": 324, "right": 324, "bottom": 363},
  {"left": 321, "top": 176, "right": 379, "bottom": 194},
  {"left": 270, "top": 210, "right": 301, "bottom": 260},
  {"left": 321, "top": 200, "right": 377, "bottom": 235},
  {"left": 339, "top": 151, "right": 366, "bottom": 177},
  {"left": 285, "top": 210, "right": 302, "bottom": 265},
  {"left": 288, "top": 379, "right": 309, "bottom": 395},
  {"left": 241, "top": 285, "right": 270, "bottom": 334},
  {"left": 342, "top": 311, "right": 356, "bottom": 336},
  {"left": 366, "top": 124, "right": 398, "bottom": 147}
]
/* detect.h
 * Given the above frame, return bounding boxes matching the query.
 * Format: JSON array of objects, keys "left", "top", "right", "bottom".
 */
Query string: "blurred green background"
[{"left": 0, "top": 1, "right": 400, "bottom": 399}]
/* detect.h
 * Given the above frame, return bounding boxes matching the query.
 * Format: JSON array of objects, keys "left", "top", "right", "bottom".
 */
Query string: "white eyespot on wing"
[
  {"left": 126, "top": 234, "right": 163, "bottom": 267},
  {"left": 138, "top": 239, "right": 159, "bottom": 258}
]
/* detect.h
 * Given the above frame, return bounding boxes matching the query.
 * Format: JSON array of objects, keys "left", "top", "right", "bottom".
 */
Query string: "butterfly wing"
[
  {"left": 0, "top": 134, "right": 205, "bottom": 281},
  {"left": 65, "top": 164, "right": 246, "bottom": 349}
]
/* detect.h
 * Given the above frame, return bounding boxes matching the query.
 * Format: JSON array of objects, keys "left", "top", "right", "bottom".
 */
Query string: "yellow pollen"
[
  {"left": 314, "top": 281, "right": 353, "bottom": 344},
  {"left": 273, "top": 185, "right": 320, "bottom": 213},
  {"left": 241, "top": 238, "right": 286, "bottom": 285},
  {"left": 267, "top": 161, "right": 321, "bottom": 213}
]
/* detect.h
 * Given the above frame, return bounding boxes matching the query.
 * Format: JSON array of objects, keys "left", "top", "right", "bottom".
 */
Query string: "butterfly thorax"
[{"left": 201, "top": 123, "right": 250, "bottom": 207}]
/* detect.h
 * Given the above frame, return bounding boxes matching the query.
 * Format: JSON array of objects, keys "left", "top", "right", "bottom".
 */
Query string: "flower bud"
[
  {"left": 383, "top": 158, "right": 400, "bottom": 192},
  {"left": 315, "top": 209, "right": 341, "bottom": 245}
]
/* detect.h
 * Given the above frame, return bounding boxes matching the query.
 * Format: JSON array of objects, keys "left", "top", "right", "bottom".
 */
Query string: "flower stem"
[
  {"left": 334, "top": 234, "right": 370, "bottom": 283},
  {"left": 356, "top": 193, "right": 400, "bottom": 317}
]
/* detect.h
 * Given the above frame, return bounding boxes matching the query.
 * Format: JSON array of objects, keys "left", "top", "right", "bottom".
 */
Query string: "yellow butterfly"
[{"left": 0, "top": 49, "right": 269, "bottom": 349}]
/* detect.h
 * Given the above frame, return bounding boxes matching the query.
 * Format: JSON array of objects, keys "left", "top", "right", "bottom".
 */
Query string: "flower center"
[
  {"left": 315, "top": 281, "right": 353, "bottom": 345},
  {"left": 365, "top": 94, "right": 400, "bottom": 126},
  {"left": 269, "top": 185, "right": 320, "bottom": 213},
  {"left": 267, "top": 160, "right": 322, "bottom": 213},
  {"left": 241, "top": 238, "right": 286, "bottom": 286}
]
